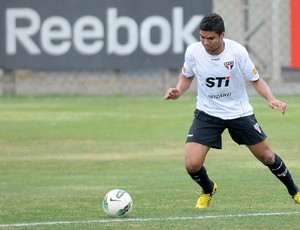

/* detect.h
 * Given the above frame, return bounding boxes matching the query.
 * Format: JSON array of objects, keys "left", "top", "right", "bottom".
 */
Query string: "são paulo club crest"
[
  {"left": 224, "top": 61, "right": 234, "bottom": 70},
  {"left": 253, "top": 123, "right": 262, "bottom": 134}
]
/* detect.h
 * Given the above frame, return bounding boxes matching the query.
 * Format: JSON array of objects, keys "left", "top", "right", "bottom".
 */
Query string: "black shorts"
[{"left": 186, "top": 110, "right": 267, "bottom": 149}]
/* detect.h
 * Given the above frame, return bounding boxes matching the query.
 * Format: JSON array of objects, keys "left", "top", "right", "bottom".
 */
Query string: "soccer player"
[{"left": 164, "top": 13, "right": 300, "bottom": 208}]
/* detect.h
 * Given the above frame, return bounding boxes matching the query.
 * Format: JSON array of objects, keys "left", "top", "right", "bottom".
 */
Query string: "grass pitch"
[{"left": 0, "top": 94, "right": 300, "bottom": 229}]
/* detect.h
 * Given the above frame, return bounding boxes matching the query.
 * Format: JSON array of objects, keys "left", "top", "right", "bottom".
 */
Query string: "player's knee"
[
  {"left": 260, "top": 151, "right": 275, "bottom": 165},
  {"left": 185, "top": 160, "right": 202, "bottom": 173}
]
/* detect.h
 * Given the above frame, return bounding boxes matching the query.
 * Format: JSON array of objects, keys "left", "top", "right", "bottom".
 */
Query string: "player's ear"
[{"left": 220, "top": 32, "right": 225, "bottom": 39}]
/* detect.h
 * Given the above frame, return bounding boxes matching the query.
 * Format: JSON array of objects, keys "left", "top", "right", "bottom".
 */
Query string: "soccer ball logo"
[{"left": 103, "top": 189, "right": 133, "bottom": 217}]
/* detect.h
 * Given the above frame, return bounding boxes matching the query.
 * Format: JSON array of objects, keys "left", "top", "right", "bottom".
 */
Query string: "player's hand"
[
  {"left": 164, "top": 88, "right": 181, "bottom": 100},
  {"left": 268, "top": 99, "right": 287, "bottom": 115}
]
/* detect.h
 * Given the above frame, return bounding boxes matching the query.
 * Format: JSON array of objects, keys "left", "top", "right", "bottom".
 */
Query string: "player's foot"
[
  {"left": 293, "top": 191, "right": 300, "bottom": 204},
  {"left": 195, "top": 182, "right": 218, "bottom": 209}
]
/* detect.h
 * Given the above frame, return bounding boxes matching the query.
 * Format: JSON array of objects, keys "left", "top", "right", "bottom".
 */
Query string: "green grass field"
[{"left": 0, "top": 94, "right": 300, "bottom": 229}]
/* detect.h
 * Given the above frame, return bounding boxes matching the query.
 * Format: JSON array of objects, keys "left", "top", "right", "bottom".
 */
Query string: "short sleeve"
[
  {"left": 181, "top": 46, "right": 195, "bottom": 78},
  {"left": 240, "top": 46, "right": 260, "bottom": 81}
]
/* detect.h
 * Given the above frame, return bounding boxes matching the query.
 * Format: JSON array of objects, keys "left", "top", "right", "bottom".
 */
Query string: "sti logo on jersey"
[
  {"left": 206, "top": 76, "right": 230, "bottom": 88},
  {"left": 224, "top": 61, "right": 234, "bottom": 70}
]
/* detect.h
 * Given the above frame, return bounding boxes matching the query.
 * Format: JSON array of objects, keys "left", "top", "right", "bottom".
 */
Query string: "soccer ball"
[{"left": 103, "top": 189, "right": 133, "bottom": 217}]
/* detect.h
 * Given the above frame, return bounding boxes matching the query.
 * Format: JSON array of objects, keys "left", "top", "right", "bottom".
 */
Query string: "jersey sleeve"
[
  {"left": 240, "top": 46, "right": 260, "bottom": 81},
  {"left": 181, "top": 45, "right": 195, "bottom": 78}
]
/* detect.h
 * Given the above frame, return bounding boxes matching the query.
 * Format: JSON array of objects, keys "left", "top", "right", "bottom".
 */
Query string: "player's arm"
[
  {"left": 251, "top": 78, "right": 287, "bottom": 115},
  {"left": 164, "top": 73, "right": 194, "bottom": 100}
]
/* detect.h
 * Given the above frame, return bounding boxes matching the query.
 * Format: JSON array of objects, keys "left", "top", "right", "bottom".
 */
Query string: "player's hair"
[{"left": 199, "top": 13, "right": 225, "bottom": 35}]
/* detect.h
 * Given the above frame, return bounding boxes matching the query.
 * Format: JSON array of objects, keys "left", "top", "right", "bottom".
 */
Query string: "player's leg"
[
  {"left": 185, "top": 142, "right": 213, "bottom": 192},
  {"left": 185, "top": 110, "right": 223, "bottom": 194},
  {"left": 228, "top": 114, "right": 300, "bottom": 203},
  {"left": 185, "top": 110, "right": 224, "bottom": 208},
  {"left": 185, "top": 142, "right": 218, "bottom": 208},
  {"left": 247, "top": 141, "right": 300, "bottom": 201}
]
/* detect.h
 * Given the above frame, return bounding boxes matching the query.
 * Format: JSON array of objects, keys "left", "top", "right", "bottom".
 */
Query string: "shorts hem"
[{"left": 185, "top": 140, "right": 222, "bottom": 149}]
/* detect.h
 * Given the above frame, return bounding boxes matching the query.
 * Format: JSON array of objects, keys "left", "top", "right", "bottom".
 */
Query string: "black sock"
[
  {"left": 188, "top": 166, "right": 214, "bottom": 194},
  {"left": 266, "top": 154, "right": 299, "bottom": 196}
]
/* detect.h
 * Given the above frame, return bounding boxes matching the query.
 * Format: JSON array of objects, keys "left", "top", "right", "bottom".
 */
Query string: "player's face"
[{"left": 199, "top": 30, "right": 225, "bottom": 55}]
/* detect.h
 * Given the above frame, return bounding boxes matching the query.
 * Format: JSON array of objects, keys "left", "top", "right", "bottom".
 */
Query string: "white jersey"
[{"left": 182, "top": 38, "right": 259, "bottom": 119}]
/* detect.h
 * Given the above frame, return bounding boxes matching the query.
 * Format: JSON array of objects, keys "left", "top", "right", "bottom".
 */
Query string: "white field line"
[{"left": 1, "top": 211, "right": 300, "bottom": 228}]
